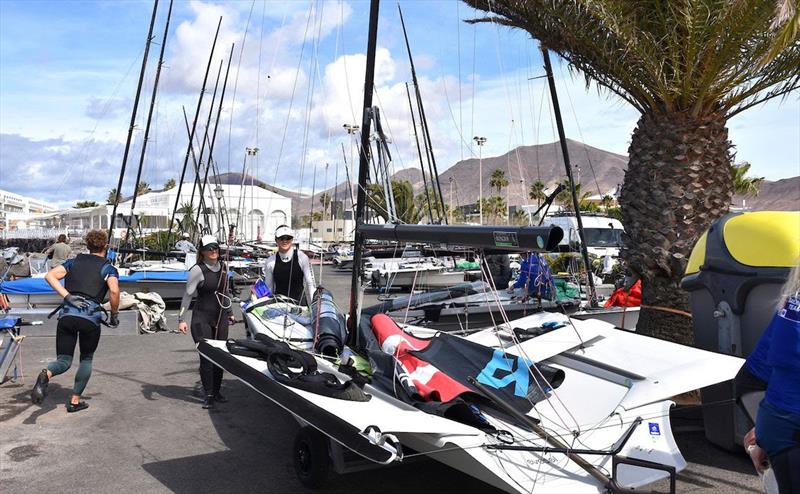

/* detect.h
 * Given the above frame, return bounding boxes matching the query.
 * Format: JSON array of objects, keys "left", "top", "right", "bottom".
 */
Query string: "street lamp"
[
  {"left": 449, "top": 176, "right": 454, "bottom": 224},
  {"left": 473, "top": 136, "right": 487, "bottom": 224}
]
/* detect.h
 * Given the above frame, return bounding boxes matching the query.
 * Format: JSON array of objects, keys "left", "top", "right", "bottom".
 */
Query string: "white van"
[{"left": 544, "top": 214, "right": 624, "bottom": 258}]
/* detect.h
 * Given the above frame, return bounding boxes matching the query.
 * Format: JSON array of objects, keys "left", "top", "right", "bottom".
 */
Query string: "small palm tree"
[
  {"left": 528, "top": 180, "right": 546, "bottom": 207},
  {"left": 731, "top": 162, "right": 765, "bottom": 197},
  {"left": 489, "top": 169, "right": 509, "bottom": 195},
  {"left": 177, "top": 202, "right": 197, "bottom": 234},
  {"left": 136, "top": 182, "right": 151, "bottom": 196},
  {"left": 600, "top": 194, "right": 615, "bottom": 210},
  {"left": 163, "top": 178, "right": 176, "bottom": 191},
  {"left": 107, "top": 188, "right": 120, "bottom": 205}
]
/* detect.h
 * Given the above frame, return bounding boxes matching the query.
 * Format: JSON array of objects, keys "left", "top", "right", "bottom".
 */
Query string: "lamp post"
[
  {"left": 473, "top": 136, "right": 486, "bottom": 224},
  {"left": 214, "top": 185, "right": 224, "bottom": 239},
  {"left": 449, "top": 176, "right": 454, "bottom": 224},
  {"left": 343, "top": 124, "right": 359, "bottom": 214},
  {"left": 244, "top": 147, "right": 259, "bottom": 240}
]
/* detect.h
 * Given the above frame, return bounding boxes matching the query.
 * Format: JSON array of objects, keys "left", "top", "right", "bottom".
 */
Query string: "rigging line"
[
  {"left": 470, "top": 15, "right": 476, "bottom": 159},
  {"left": 266, "top": 0, "right": 314, "bottom": 214},
  {"left": 296, "top": 0, "right": 325, "bottom": 224},
  {"left": 456, "top": 0, "right": 463, "bottom": 163},
  {"left": 54, "top": 45, "right": 146, "bottom": 198},
  {"left": 339, "top": 0, "right": 358, "bottom": 127},
  {"left": 226, "top": 0, "right": 255, "bottom": 179},
  {"left": 246, "top": 8, "right": 287, "bottom": 242},
  {"left": 438, "top": 62, "right": 480, "bottom": 159},
  {"left": 558, "top": 63, "right": 603, "bottom": 198},
  {"left": 477, "top": 257, "right": 580, "bottom": 434}
]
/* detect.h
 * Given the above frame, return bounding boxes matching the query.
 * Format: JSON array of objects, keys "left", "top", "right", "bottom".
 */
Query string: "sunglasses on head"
[{"left": 277, "top": 236, "right": 293, "bottom": 242}]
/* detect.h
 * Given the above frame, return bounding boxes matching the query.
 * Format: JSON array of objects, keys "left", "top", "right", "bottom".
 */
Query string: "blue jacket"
[{"left": 513, "top": 254, "right": 553, "bottom": 299}]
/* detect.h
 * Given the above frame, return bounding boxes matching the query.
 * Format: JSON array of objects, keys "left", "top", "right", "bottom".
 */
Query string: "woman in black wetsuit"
[
  {"left": 177, "top": 235, "right": 234, "bottom": 409},
  {"left": 31, "top": 229, "right": 120, "bottom": 412}
]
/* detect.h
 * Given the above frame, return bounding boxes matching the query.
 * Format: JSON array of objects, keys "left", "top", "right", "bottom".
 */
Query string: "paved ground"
[{"left": 1, "top": 266, "right": 761, "bottom": 493}]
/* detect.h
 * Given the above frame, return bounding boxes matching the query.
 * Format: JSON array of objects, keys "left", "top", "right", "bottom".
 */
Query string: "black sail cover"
[{"left": 410, "top": 333, "right": 565, "bottom": 413}]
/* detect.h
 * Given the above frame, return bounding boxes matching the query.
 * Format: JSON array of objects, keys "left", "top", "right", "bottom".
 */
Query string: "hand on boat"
[{"left": 177, "top": 321, "right": 188, "bottom": 334}]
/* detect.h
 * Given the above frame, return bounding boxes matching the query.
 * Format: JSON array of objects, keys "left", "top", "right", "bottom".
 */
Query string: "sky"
[{"left": 1, "top": 0, "right": 798, "bottom": 209}]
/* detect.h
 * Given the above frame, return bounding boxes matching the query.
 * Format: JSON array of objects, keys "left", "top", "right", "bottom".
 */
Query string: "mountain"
[
  {"left": 274, "top": 140, "right": 796, "bottom": 219},
  {"left": 733, "top": 177, "right": 800, "bottom": 211},
  {"left": 435, "top": 139, "right": 626, "bottom": 207}
]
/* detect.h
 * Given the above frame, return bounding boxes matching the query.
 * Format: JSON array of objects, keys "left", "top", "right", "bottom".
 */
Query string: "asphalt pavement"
[{"left": 1, "top": 266, "right": 761, "bottom": 493}]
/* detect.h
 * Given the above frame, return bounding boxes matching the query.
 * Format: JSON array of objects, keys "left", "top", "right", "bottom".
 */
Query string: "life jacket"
[
  {"left": 60, "top": 254, "right": 112, "bottom": 324},
  {"left": 195, "top": 262, "right": 227, "bottom": 315},
  {"left": 273, "top": 249, "right": 305, "bottom": 302}
]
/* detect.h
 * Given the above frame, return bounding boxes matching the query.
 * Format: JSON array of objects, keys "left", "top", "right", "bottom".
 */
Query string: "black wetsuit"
[
  {"left": 190, "top": 262, "right": 231, "bottom": 397},
  {"left": 273, "top": 249, "right": 305, "bottom": 302}
]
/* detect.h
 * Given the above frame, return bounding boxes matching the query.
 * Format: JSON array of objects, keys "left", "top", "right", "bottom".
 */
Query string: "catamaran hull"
[
  {"left": 3, "top": 279, "right": 186, "bottom": 307},
  {"left": 382, "top": 270, "right": 466, "bottom": 290}
]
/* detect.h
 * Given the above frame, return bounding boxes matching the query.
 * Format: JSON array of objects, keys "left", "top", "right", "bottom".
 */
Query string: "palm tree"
[
  {"left": 465, "top": 0, "right": 800, "bottom": 344},
  {"left": 600, "top": 194, "right": 615, "bottom": 210},
  {"left": 489, "top": 169, "right": 509, "bottom": 195},
  {"left": 731, "top": 162, "right": 765, "bottom": 197},
  {"left": 107, "top": 188, "right": 120, "bottom": 205},
  {"left": 163, "top": 178, "right": 176, "bottom": 191},
  {"left": 555, "top": 180, "right": 590, "bottom": 211},
  {"left": 176, "top": 202, "right": 197, "bottom": 235},
  {"left": 136, "top": 182, "right": 151, "bottom": 196},
  {"left": 75, "top": 200, "right": 99, "bottom": 208},
  {"left": 367, "top": 180, "right": 420, "bottom": 224},
  {"left": 528, "top": 180, "right": 546, "bottom": 207}
]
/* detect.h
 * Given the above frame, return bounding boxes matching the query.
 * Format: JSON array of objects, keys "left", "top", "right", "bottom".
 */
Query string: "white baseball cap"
[
  {"left": 200, "top": 234, "right": 219, "bottom": 250},
  {"left": 274, "top": 225, "right": 294, "bottom": 239}
]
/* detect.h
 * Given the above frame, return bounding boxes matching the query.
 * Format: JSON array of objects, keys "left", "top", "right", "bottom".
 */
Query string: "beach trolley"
[{"left": 681, "top": 211, "right": 800, "bottom": 450}]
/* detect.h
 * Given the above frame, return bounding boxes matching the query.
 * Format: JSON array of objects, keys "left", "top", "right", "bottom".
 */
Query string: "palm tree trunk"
[{"left": 620, "top": 113, "right": 733, "bottom": 345}]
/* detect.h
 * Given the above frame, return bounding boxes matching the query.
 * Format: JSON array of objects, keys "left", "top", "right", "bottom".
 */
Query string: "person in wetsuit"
[
  {"left": 31, "top": 229, "right": 120, "bottom": 412},
  {"left": 177, "top": 235, "right": 234, "bottom": 409},
  {"left": 262, "top": 225, "right": 316, "bottom": 306}
]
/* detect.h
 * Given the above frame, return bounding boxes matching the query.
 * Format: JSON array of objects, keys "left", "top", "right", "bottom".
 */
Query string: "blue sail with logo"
[{"left": 410, "top": 332, "right": 565, "bottom": 413}]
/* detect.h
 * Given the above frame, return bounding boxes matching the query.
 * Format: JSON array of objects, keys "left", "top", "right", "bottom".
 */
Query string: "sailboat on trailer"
[{"left": 197, "top": 2, "right": 742, "bottom": 492}]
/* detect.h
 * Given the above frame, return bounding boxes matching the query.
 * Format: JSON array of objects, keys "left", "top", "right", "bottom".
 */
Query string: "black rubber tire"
[{"left": 293, "top": 426, "right": 330, "bottom": 488}]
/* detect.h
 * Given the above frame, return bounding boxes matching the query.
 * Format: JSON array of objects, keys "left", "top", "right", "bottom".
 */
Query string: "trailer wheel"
[{"left": 293, "top": 426, "right": 329, "bottom": 488}]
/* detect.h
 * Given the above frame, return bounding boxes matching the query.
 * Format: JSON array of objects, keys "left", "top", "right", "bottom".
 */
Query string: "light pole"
[
  {"left": 214, "top": 185, "right": 224, "bottom": 239},
  {"left": 473, "top": 136, "right": 486, "bottom": 224},
  {"left": 343, "top": 124, "right": 360, "bottom": 215},
  {"left": 245, "top": 147, "right": 259, "bottom": 240},
  {"left": 449, "top": 176, "right": 454, "bottom": 224}
]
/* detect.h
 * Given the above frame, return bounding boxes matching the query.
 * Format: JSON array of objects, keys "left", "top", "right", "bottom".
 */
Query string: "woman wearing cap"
[
  {"left": 263, "top": 225, "right": 316, "bottom": 306},
  {"left": 177, "top": 235, "right": 234, "bottom": 409}
]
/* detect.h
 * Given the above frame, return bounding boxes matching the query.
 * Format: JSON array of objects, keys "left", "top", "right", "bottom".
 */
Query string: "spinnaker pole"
[
  {"left": 108, "top": 0, "right": 159, "bottom": 242},
  {"left": 541, "top": 47, "right": 598, "bottom": 308},
  {"left": 347, "top": 0, "right": 380, "bottom": 347}
]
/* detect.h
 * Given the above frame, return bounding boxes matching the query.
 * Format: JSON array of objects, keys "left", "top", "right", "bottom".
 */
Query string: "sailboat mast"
[
  {"left": 195, "top": 43, "right": 235, "bottom": 236},
  {"left": 541, "top": 47, "right": 598, "bottom": 308},
  {"left": 397, "top": 5, "right": 447, "bottom": 224},
  {"left": 405, "top": 82, "right": 434, "bottom": 223},
  {"left": 127, "top": 0, "right": 174, "bottom": 241},
  {"left": 347, "top": 0, "right": 380, "bottom": 345},
  {"left": 108, "top": 0, "right": 159, "bottom": 241},
  {"left": 164, "top": 17, "right": 222, "bottom": 250}
]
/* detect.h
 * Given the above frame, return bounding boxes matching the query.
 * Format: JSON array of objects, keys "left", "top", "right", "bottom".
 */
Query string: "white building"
[
  {"left": 8, "top": 182, "right": 291, "bottom": 242},
  {"left": 0, "top": 189, "right": 58, "bottom": 230}
]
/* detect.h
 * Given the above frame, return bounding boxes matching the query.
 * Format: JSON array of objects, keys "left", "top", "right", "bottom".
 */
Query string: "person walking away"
[
  {"left": 177, "top": 235, "right": 234, "bottom": 409},
  {"left": 175, "top": 233, "right": 197, "bottom": 253},
  {"left": 262, "top": 225, "right": 316, "bottom": 306},
  {"left": 45, "top": 234, "right": 71, "bottom": 269},
  {"left": 31, "top": 229, "right": 120, "bottom": 412},
  {"left": 739, "top": 261, "right": 800, "bottom": 494}
]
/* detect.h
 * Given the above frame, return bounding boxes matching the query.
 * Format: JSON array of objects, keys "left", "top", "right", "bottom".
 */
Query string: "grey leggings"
[{"left": 47, "top": 316, "right": 101, "bottom": 396}]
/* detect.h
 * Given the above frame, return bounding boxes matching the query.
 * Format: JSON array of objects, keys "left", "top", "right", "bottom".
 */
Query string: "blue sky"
[{"left": 1, "top": 0, "right": 798, "bottom": 207}]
